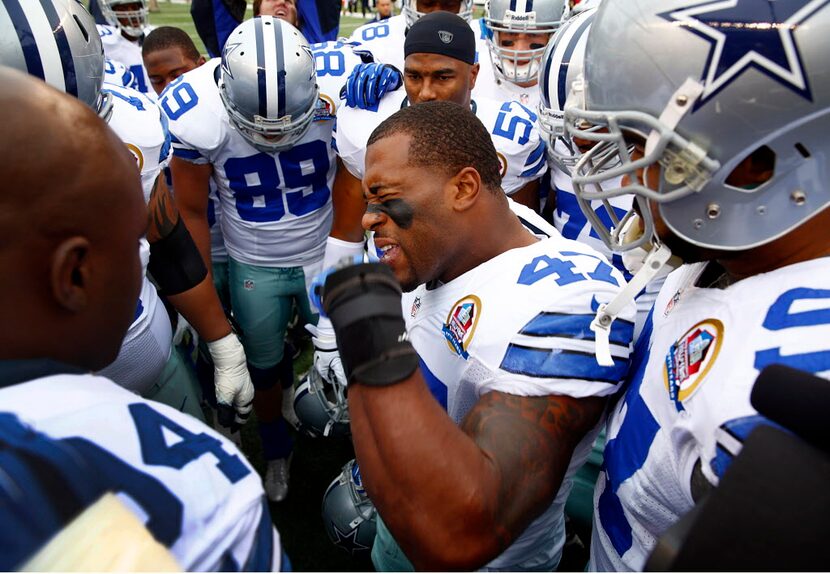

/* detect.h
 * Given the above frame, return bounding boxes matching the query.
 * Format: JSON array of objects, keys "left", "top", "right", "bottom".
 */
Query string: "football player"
[
  {"left": 537, "top": 6, "right": 671, "bottom": 341},
  {"left": 317, "top": 100, "right": 634, "bottom": 570},
  {"left": 162, "top": 17, "right": 388, "bottom": 501},
  {"left": 97, "top": 0, "right": 153, "bottom": 94},
  {"left": 142, "top": 26, "right": 207, "bottom": 95},
  {"left": 0, "top": 66, "right": 283, "bottom": 571},
  {"left": 472, "top": 0, "right": 568, "bottom": 109},
  {"left": 313, "top": 12, "right": 550, "bottom": 403},
  {"left": 1, "top": 0, "right": 255, "bottom": 430},
  {"left": 563, "top": 0, "right": 830, "bottom": 569}
]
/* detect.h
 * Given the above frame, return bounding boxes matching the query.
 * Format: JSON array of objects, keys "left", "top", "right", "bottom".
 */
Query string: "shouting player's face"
[{"left": 362, "top": 133, "right": 454, "bottom": 291}]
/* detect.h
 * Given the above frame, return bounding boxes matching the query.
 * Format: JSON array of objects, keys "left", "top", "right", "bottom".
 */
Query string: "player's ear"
[
  {"left": 469, "top": 62, "right": 479, "bottom": 91},
  {"left": 449, "top": 166, "right": 481, "bottom": 212},
  {"left": 50, "top": 237, "right": 90, "bottom": 312}
]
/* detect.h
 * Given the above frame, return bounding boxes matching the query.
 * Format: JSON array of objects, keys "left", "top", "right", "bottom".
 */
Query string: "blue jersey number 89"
[{"left": 224, "top": 140, "right": 331, "bottom": 222}]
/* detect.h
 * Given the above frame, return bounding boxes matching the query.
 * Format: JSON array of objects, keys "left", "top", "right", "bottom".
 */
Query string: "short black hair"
[
  {"left": 367, "top": 101, "right": 502, "bottom": 192},
  {"left": 142, "top": 26, "right": 201, "bottom": 61}
]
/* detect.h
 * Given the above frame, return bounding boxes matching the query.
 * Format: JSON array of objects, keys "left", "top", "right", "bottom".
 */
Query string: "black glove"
[{"left": 321, "top": 263, "right": 419, "bottom": 386}]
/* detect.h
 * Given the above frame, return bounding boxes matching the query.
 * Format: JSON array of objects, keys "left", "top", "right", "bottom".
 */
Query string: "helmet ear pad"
[{"left": 321, "top": 459, "right": 377, "bottom": 556}]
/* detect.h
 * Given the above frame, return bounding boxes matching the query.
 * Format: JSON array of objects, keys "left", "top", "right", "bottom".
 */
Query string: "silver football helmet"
[
  {"left": 0, "top": 0, "right": 112, "bottom": 120},
  {"left": 293, "top": 368, "right": 350, "bottom": 438},
  {"left": 402, "top": 0, "right": 474, "bottom": 29},
  {"left": 322, "top": 459, "right": 377, "bottom": 557},
  {"left": 538, "top": 6, "right": 595, "bottom": 175},
  {"left": 219, "top": 16, "right": 319, "bottom": 154},
  {"left": 566, "top": 0, "right": 830, "bottom": 254},
  {"left": 484, "top": 0, "right": 569, "bottom": 85},
  {"left": 100, "top": 0, "right": 149, "bottom": 38}
]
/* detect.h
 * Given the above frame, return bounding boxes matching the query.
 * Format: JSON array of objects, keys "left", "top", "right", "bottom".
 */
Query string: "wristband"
[{"left": 322, "top": 263, "right": 418, "bottom": 386}]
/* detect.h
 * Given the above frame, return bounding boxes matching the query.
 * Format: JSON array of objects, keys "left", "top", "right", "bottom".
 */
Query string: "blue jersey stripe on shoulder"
[
  {"left": 173, "top": 147, "right": 204, "bottom": 160},
  {"left": 520, "top": 312, "right": 633, "bottom": 346},
  {"left": 500, "top": 345, "right": 628, "bottom": 383},
  {"left": 519, "top": 154, "right": 547, "bottom": 178},
  {"left": 523, "top": 139, "right": 546, "bottom": 167},
  {"left": 243, "top": 499, "right": 276, "bottom": 571}
]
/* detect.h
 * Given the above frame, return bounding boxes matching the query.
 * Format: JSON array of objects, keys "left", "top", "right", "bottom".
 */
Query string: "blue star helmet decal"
[{"left": 659, "top": 0, "right": 830, "bottom": 109}]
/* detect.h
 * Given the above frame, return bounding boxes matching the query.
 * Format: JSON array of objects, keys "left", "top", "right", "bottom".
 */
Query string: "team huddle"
[{"left": 0, "top": 0, "right": 828, "bottom": 570}]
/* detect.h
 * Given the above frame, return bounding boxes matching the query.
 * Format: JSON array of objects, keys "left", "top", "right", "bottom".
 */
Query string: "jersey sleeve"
[
  {"left": 332, "top": 105, "right": 368, "bottom": 179},
  {"left": 477, "top": 244, "right": 634, "bottom": 400},
  {"left": 102, "top": 84, "right": 171, "bottom": 201},
  {"left": 158, "top": 61, "right": 227, "bottom": 166},
  {"left": 487, "top": 100, "right": 548, "bottom": 195}
]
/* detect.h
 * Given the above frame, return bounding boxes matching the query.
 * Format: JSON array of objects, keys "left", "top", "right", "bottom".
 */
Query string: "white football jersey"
[
  {"left": 104, "top": 82, "right": 171, "bottom": 202},
  {"left": 334, "top": 93, "right": 547, "bottom": 194},
  {"left": 402, "top": 236, "right": 635, "bottom": 569},
  {"left": 348, "top": 15, "right": 483, "bottom": 73},
  {"left": 104, "top": 58, "right": 139, "bottom": 90},
  {"left": 161, "top": 55, "right": 353, "bottom": 267},
  {"left": 0, "top": 370, "right": 281, "bottom": 571},
  {"left": 98, "top": 25, "right": 153, "bottom": 96},
  {"left": 549, "top": 152, "right": 633, "bottom": 278},
  {"left": 99, "top": 82, "right": 175, "bottom": 394},
  {"left": 590, "top": 257, "right": 830, "bottom": 571}
]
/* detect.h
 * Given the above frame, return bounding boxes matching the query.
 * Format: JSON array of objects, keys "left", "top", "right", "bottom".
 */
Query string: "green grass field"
[{"left": 149, "top": 1, "right": 382, "bottom": 54}]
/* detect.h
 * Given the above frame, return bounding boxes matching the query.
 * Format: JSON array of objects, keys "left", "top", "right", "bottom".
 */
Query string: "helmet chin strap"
[{"left": 591, "top": 242, "right": 674, "bottom": 366}]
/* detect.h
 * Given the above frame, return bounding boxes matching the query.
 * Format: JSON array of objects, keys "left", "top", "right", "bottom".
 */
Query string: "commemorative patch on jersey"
[
  {"left": 663, "top": 318, "right": 724, "bottom": 411},
  {"left": 443, "top": 295, "right": 481, "bottom": 360},
  {"left": 315, "top": 95, "right": 336, "bottom": 122},
  {"left": 126, "top": 143, "right": 145, "bottom": 172},
  {"left": 496, "top": 151, "right": 508, "bottom": 177}
]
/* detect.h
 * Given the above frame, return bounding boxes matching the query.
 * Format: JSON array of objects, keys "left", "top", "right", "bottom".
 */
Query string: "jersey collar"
[{"left": 0, "top": 359, "right": 85, "bottom": 390}]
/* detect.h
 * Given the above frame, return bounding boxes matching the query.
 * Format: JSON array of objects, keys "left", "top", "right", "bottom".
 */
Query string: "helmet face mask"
[
  {"left": 219, "top": 16, "right": 319, "bottom": 155},
  {"left": 101, "top": 0, "right": 149, "bottom": 37},
  {"left": 0, "top": 0, "right": 111, "bottom": 121},
  {"left": 402, "top": 0, "right": 474, "bottom": 29},
  {"left": 484, "top": 0, "right": 568, "bottom": 86},
  {"left": 293, "top": 368, "right": 350, "bottom": 438},
  {"left": 565, "top": 0, "right": 830, "bottom": 254}
]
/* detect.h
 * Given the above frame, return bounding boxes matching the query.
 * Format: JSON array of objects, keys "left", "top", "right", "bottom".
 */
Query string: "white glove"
[
  {"left": 207, "top": 332, "right": 255, "bottom": 430},
  {"left": 306, "top": 323, "right": 347, "bottom": 388}
]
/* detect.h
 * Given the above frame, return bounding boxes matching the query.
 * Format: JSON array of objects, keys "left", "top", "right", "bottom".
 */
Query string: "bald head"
[{"left": 0, "top": 67, "right": 147, "bottom": 370}]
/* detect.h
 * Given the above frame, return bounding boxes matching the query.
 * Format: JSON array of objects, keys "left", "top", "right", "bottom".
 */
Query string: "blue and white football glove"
[{"left": 340, "top": 63, "right": 403, "bottom": 110}]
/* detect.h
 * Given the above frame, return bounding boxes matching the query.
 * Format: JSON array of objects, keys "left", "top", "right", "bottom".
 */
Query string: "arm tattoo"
[
  {"left": 460, "top": 391, "right": 606, "bottom": 547},
  {"left": 147, "top": 175, "right": 180, "bottom": 243}
]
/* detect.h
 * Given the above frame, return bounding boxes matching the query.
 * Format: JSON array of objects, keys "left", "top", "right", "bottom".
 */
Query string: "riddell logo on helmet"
[{"left": 504, "top": 10, "right": 537, "bottom": 24}]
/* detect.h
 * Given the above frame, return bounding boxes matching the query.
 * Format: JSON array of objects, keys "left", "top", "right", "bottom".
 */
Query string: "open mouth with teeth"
[{"left": 378, "top": 242, "right": 400, "bottom": 263}]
